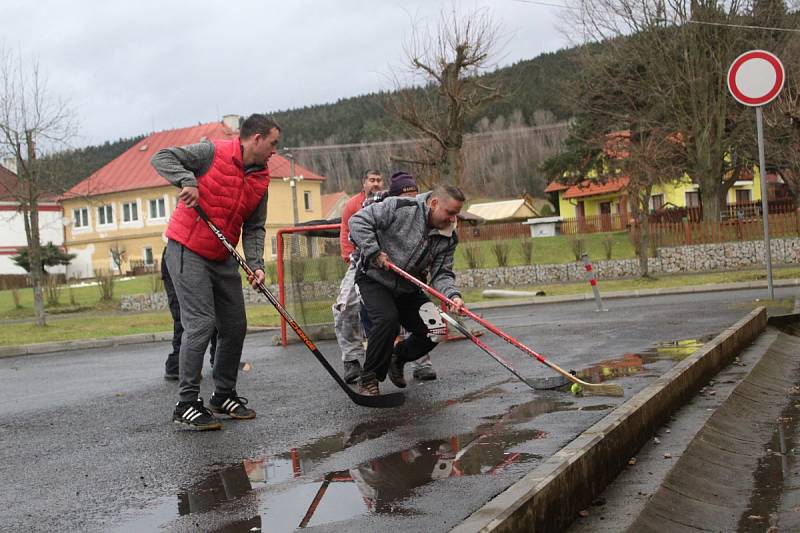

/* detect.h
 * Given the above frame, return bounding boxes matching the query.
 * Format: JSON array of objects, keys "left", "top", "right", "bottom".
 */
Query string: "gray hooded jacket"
[{"left": 348, "top": 191, "right": 461, "bottom": 299}]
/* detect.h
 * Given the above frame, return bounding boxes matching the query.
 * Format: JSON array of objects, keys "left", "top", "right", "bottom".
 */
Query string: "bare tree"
[
  {"left": 0, "top": 47, "right": 76, "bottom": 326},
  {"left": 391, "top": 7, "right": 504, "bottom": 187},
  {"left": 562, "top": 0, "right": 752, "bottom": 221}
]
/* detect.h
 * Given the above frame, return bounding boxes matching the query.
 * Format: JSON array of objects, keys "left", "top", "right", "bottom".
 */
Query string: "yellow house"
[
  {"left": 545, "top": 170, "right": 768, "bottom": 222},
  {"left": 60, "top": 116, "right": 325, "bottom": 278}
]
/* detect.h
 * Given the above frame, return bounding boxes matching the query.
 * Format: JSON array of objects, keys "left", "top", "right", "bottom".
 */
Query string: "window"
[
  {"left": 685, "top": 191, "right": 700, "bottom": 208},
  {"left": 271, "top": 236, "right": 278, "bottom": 256},
  {"left": 303, "top": 190, "right": 312, "bottom": 211},
  {"left": 122, "top": 201, "right": 139, "bottom": 222},
  {"left": 149, "top": 198, "right": 166, "bottom": 219},
  {"left": 97, "top": 204, "right": 114, "bottom": 225},
  {"left": 73, "top": 208, "right": 89, "bottom": 228},
  {"left": 735, "top": 189, "right": 751, "bottom": 203},
  {"left": 143, "top": 247, "right": 154, "bottom": 266},
  {"left": 649, "top": 194, "right": 664, "bottom": 212}
]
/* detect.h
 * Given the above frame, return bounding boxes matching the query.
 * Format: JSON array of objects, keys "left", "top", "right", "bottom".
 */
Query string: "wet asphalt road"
[{"left": 1, "top": 287, "right": 797, "bottom": 533}]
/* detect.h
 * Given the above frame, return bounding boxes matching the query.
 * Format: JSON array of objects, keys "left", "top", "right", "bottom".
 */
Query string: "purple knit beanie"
[{"left": 388, "top": 171, "right": 419, "bottom": 196}]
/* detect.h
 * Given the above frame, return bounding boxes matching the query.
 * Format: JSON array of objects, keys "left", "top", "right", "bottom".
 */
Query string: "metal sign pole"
[{"left": 755, "top": 106, "right": 775, "bottom": 300}]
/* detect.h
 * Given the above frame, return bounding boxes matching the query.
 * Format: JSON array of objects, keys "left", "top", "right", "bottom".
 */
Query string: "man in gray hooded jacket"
[{"left": 348, "top": 184, "right": 466, "bottom": 396}]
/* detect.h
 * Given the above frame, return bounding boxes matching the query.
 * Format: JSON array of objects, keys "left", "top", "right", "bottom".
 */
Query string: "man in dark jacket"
[{"left": 348, "top": 184, "right": 466, "bottom": 396}]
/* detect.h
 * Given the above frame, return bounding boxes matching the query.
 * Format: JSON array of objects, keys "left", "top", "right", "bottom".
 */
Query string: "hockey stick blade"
[{"left": 194, "top": 206, "right": 404, "bottom": 408}]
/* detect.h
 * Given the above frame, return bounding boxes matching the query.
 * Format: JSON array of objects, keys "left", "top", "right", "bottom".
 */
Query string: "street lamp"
[{"left": 281, "top": 149, "right": 304, "bottom": 226}]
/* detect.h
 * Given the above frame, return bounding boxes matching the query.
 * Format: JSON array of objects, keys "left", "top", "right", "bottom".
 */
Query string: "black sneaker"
[
  {"left": 343, "top": 360, "right": 362, "bottom": 384},
  {"left": 388, "top": 355, "right": 407, "bottom": 389},
  {"left": 172, "top": 399, "right": 222, "bottom": 431},
  {"left": 210, "top": 392, "right": 256, "bottom": 420}
]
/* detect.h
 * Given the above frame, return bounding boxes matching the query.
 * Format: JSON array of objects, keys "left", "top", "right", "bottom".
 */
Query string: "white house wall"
[{"left": 0, "top": 203, "right": 66, "bottom": 275}]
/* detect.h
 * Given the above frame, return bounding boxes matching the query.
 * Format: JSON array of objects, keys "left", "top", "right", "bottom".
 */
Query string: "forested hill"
[
  {"left": 45, "top": 45, "right": 583, "bottom": 191},
  {"left": 270, "top": 46, "right": 582, "bottom": 147}
]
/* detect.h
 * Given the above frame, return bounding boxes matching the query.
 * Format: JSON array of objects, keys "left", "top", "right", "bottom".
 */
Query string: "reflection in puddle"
[
  {"left": 574, "top": 335, "right": 715, "bottom": 385},
  {"left": 122, "top": 394, "right": 572, "bottom": 532}
]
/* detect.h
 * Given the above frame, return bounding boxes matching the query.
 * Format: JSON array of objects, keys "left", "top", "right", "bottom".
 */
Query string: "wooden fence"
[{"left": 649, "top": 211, "right": 800, "bottom": 247}]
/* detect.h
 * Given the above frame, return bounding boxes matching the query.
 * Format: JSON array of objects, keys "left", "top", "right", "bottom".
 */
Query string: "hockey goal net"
[{"left": 275, "top": 223, "right": 344, "bottom": 346}]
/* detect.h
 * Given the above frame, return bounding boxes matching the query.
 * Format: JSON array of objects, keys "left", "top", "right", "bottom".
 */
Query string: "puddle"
[
  {"left": 572, "top": 334, "right": 716, "bottom": 386},
  {"left": 116, "top": 393, "right": 577, "bottom": 532},
  {"left": 736, "top": 377, "right": 800, "bottom": 532}
]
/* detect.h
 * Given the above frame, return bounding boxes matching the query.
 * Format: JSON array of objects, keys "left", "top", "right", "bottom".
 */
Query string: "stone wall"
[{"left": 121, "top": 237, "right": 800, "bottom": 311}]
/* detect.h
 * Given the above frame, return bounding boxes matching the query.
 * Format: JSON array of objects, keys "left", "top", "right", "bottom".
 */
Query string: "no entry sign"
[{"left": 727, "top": 50, "right": 785, "bottom": 107}]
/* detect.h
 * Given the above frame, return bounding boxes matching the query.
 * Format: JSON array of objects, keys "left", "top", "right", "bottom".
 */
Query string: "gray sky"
[{"left": 4, "top": 0, "right": 568, "bottom": 148}]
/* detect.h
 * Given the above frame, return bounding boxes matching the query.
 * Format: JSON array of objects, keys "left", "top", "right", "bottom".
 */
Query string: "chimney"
[
  {"left": 222, "top": 114, "right": 241, "bottom": 132},
  {"left": 1, "top": 156, "right": 17, "bottom": 174}
]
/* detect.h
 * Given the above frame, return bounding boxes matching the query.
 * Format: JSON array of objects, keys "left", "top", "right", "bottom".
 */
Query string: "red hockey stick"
[{"left": 387, "top": 261, "right": 623, "bottom": 397}]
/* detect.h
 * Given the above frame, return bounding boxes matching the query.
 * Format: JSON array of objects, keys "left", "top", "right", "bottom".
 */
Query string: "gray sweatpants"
[
  {"left": 165, "top": 239, "right": 247, "bottom": 402},
  {"left": 332, "top": 262, "right": 365, "bottom": 363}
]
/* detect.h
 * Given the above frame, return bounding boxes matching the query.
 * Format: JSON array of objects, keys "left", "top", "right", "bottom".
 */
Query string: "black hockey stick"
[
  {"left": 194, "top": 206, "right": 404, "bottom": 408},
  {"left": 440, "top": 311, "right": 536, "bottom": 391}
]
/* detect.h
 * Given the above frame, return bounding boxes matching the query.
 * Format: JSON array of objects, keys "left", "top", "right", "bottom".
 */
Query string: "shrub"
[
  {"left": 491, "top": 242, "right": 510, "bottom": 267},
  {"left": 316, "top": 256, "right": 330, "bottom": 282},
  {"left": 602, "top": 234, "right": 615, "bottom": 260},
  {"left": 44, "top": 274, "right": 61, "bottom": 306},
  {"left": 568, "top": 235, "right": 585, "bottom": 261},
  {"left": 149, "top": 273, "right": 164, "bottom": 293},
  {"left": 462, "top": 244, "right": 485, "bottom": 269},
  {"left": 96, "top": 270, "right": 115, "bottom": 301},
  {"left": 518, "top": 239, "right": 534, "bottom": 264}
]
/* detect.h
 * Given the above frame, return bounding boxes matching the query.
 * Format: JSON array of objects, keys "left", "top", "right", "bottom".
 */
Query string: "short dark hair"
[
  {"left": 433, "top": 184, "right": 466, "bottom": 202},
  {"left": 240, "top": 114, "right": 281, "bottom": 139},
  {"left": 362, "top": 169, "right": 382, "bottom": 182}
]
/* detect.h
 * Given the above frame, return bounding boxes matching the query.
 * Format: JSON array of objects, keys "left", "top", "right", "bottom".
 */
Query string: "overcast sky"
[{"left": 3, "top": 0, "right": 569, "bottom": 148}]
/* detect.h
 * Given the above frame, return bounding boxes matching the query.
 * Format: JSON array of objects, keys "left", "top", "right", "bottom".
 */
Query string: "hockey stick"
[
  {"left": 440, "top": 311, "right": 536, "bottom": 391},
  {"left": 387, "top": 262, "right": 623, "bottom": 397},
  {"left": 194, "top": 206, "right": 404, "bottom": 408}
]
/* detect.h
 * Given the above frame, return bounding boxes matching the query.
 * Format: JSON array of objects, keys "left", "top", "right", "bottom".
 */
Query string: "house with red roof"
[
  {"left": 60, "top": 115, "right": 326, "bottom": 278},
  {"left": 544, "top": 130, "right": 792, "bottom": 230},
  {"left": 0, "top": 162, "right": 66, "bottom": 276}
]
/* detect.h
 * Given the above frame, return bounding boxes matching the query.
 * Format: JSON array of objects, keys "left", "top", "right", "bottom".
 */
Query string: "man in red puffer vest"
[{"left": 151, "top": 114, "right": 280, "bottom": 431}]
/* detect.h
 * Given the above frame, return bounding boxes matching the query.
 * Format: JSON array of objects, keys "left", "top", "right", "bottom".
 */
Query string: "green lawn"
[{"left": 454, "top": 232, "right": 636, "bottom": 270}]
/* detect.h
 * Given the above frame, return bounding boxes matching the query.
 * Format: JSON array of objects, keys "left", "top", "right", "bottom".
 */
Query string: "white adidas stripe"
[
  {"left": 222, "top": 398, "right": 241, "bottom": 411},
  {"left": 188, "top": 411, "right": 204, "bottom": 421}
]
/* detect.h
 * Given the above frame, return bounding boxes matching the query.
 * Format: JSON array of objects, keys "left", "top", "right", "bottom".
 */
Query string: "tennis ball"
[{"left": 570, "top": 383, "right": 583, "bottom": 396}]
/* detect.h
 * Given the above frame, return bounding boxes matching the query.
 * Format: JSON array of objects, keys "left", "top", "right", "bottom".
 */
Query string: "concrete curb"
[
  {"left": 451, "top": 306, "right": 767, "bottom": 533},
  {"left": 0, "top": 326, "right": 277, "bottom": 360},
  {"left": 1, "top": 278, "right": 793, "bottom": 359},
  {"left": 469, "top": 277, "right": 800, "bottom": 311}
]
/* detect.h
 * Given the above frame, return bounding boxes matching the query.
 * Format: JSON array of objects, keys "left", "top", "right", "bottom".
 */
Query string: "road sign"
[
  {"left": 727, "top": 50, "right": 785, "bottom": 107},
  {"left": 727, "top": 50, "right": 785, "bottom": 300}
]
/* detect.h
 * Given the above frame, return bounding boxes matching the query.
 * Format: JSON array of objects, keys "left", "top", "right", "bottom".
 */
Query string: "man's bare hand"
[
  {"left": 449, "top": 296, "right": 465, "bottom": 315},
  {"left": 373, "top": 251, "right": 390, "bottom": 270},
  {"left": 179, "top": 186, "right": 199, "bottom": 208},
  {"left": 247, "top": 269, "right": 265, "bottom": 288}
]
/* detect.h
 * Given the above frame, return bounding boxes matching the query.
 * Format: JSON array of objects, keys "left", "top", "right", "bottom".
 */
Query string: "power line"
[
  {"left": 286, "top": 123, "right": 569, "bottom": 153},
  {"left": 511, "top": 0, "right": 800, "bottom": 33},
  {"left": 688, "top": 19, "right": 800, "bottom": 34}
]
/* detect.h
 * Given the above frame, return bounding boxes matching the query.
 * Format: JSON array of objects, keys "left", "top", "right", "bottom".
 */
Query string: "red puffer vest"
[{"left": 166, "top": 138, "right": 270, "bottom": 261}]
